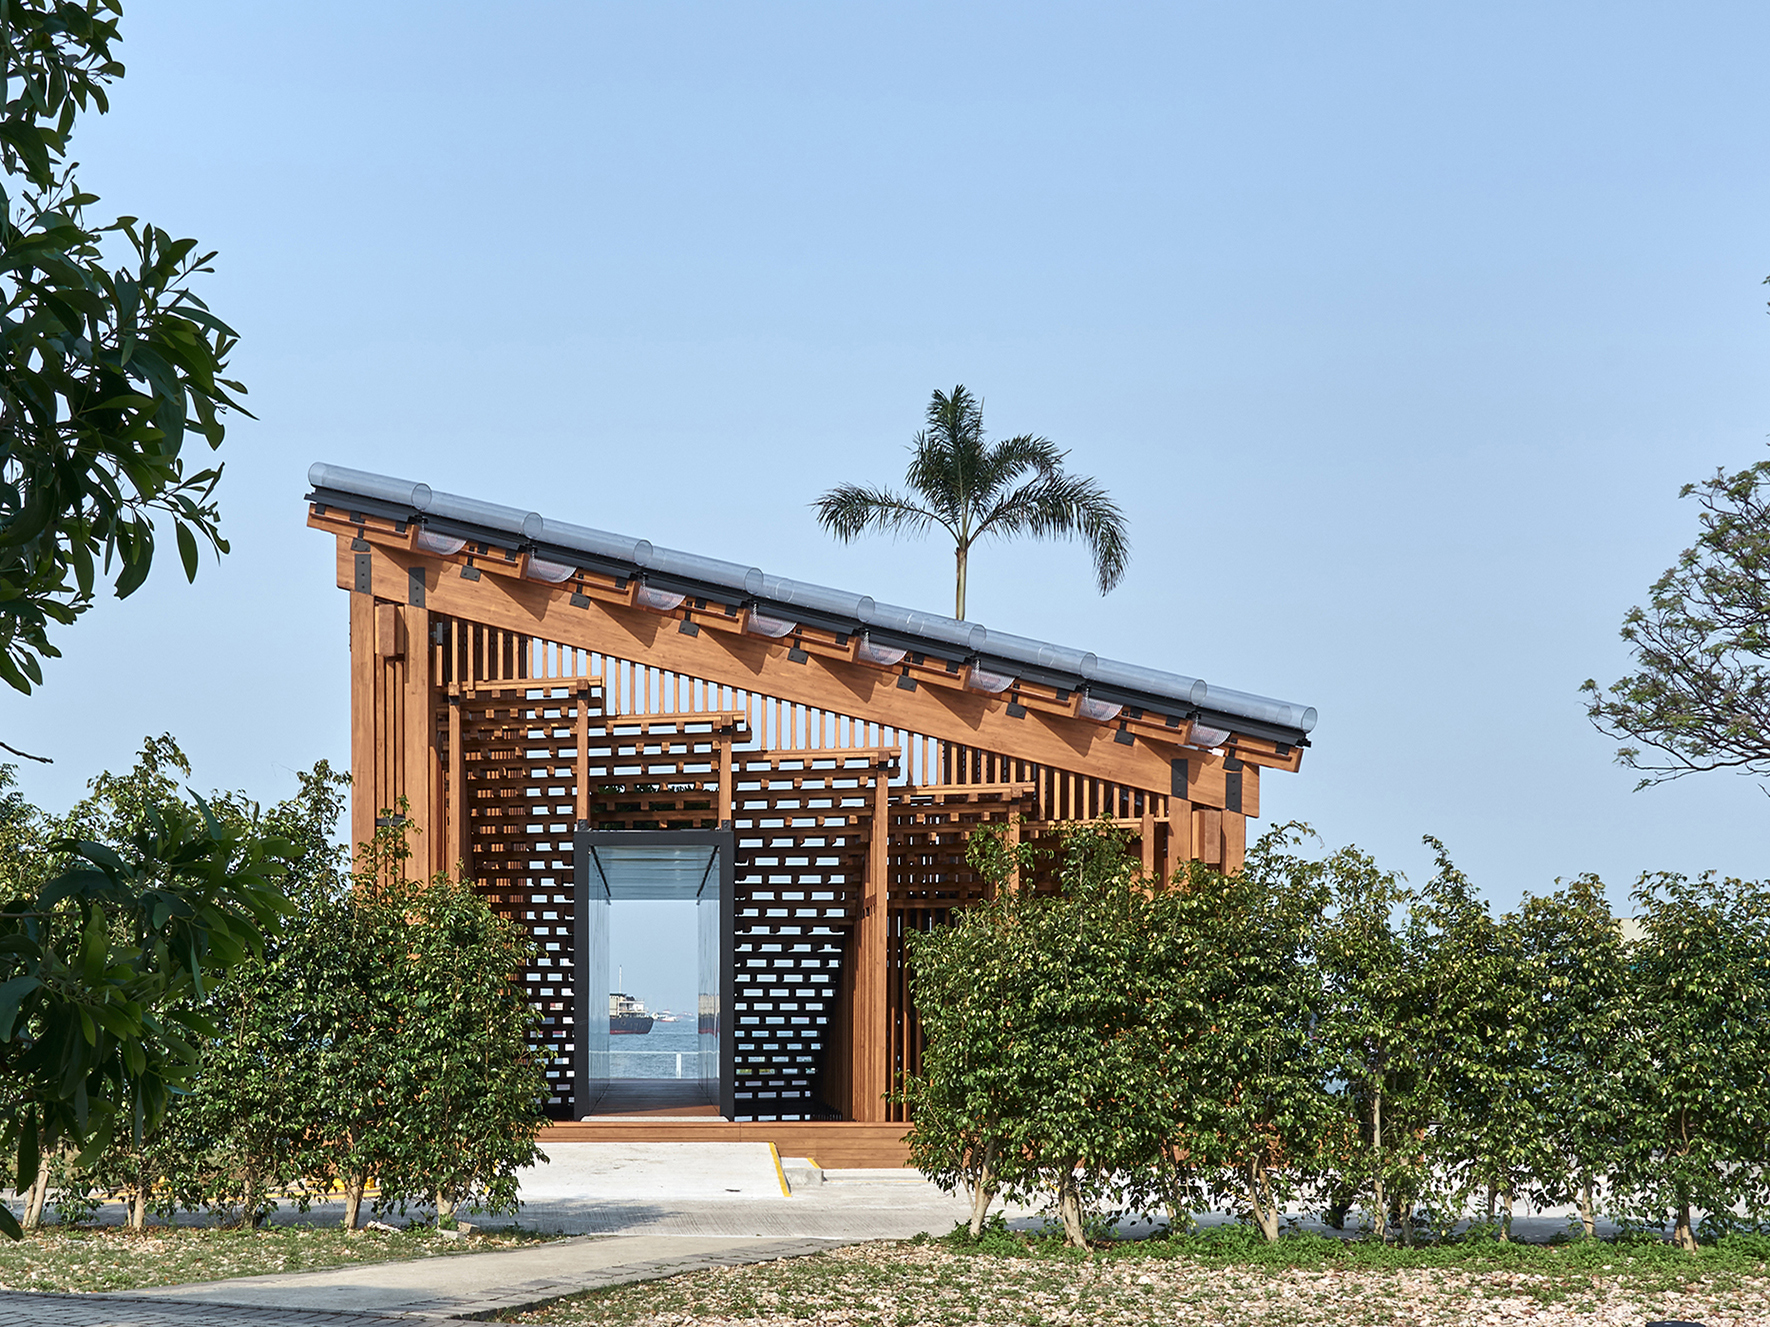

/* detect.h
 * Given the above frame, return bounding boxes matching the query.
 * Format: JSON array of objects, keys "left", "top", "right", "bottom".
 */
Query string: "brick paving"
[{"left": 0, "top": 1294, "right": 426, "bottom": 1325}]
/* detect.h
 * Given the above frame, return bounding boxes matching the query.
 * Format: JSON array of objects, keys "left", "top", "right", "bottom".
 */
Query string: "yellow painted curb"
[{"left": 769, "top": 1142, "right": 792, "bottom": 1197}]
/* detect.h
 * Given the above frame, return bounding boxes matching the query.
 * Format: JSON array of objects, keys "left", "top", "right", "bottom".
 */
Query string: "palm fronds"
[{"left": 813, "top": 385, "right": 1130, "bottom": 617}]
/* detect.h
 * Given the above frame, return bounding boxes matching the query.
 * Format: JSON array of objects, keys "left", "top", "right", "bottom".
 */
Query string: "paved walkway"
[
  {"left": 102, "top": 1234, "right": 842, "bottom": 1321},
  {"left": 0, "top": 1157, "right": 980, "bottom": 1325}
]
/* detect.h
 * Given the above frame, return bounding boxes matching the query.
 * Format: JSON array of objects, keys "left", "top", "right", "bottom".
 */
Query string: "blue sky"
[{"left": 2, "top": 2, "right": 1766, "bottom": 1006}]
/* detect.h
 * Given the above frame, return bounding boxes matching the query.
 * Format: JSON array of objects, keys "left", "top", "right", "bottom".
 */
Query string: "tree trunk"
[
  {"left": 343, "top": 1173, "right": 367, "bottom": 1231},
  {"left": 22, "top": 1164, "right": 49, "bottom": 1232},
  {"left": 1056, "top": 1166, "right": 1087, "bottom": 1249},
  {"left": 1484, "top": 1182, "right": 1496, "bottom": 1224},
  {"left": 1370, "top": 1085, "right": 1387, "bottom": 1243},
  {"left": 1244, "top": 1157, "right": 1279, "bottom": 1242},
  {"left": 1498, "top": 1185, "right": 1514, "bottom": 1243},
  {"left": 1674, "top": 1201, "right": 1697, "bottom": 1252},
  {"left": 1399, "top": 1205, "right": 1415, "bottom": 1248},
  {"left": 1577, "top": 1178, "right": 1596, "bottom": 1240},
  {"left": 967, "top": 1143, "right": 996, "bottom": 1239},
  {"left": 954, "top": 543, "right": 968, "bottom": 621},
  {"left": 127, "top": 1188, "right": 148, "bottom": 1231},
  {"left": 436, "top": 1192, "right": 456, "bottom": 1224}
]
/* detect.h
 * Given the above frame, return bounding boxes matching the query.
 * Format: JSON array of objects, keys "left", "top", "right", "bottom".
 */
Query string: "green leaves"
[
  {"left": 907, "top": 821, "right": 1770, "bottom": 1249},
  {"left": 1584, "top": 453, "right": 1770, "bottom": 787},
  {"left": 0, "top": 2, "right": 248, "bottom": 692},
  {"left": 812, "top": 385, "right": 1128, "bottom": 619},
  {"left": 0, "top": 743, "right": 297, "bottom": 1230},
  {"left": 1608, "top": 871, "right": 1770, "bottom": 1249}
]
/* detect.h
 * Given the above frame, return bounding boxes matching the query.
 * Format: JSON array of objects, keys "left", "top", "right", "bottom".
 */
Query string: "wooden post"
[
  {"left": 1222, "top": 811, "right": 1247, "bottom": 874},
  {"left": 1005, "top": 810, "right": 1022, "bottom": 897},
  {"left": 1195, "top": 807, "right": 1223, "bottom": 867},
  {"left": 716, "top": 730, "right": 734, "bottom": 827},
  {"left": 349, "top": 590, "right": 377, "bottom": 869},
  {"left": 447, "top": 691, "right": 464, "bottom": 875},
  {"left": 400, "top": 604, "right": 432, "bottom": 873},
  {"left": 854, "top": 761, "right": 890, "bottom": 1122},
  {"left": 1169, "top": 799, "right": 1193, "bottom": 869},
  {"left": 1139, "top": 804, "right": 1155, "bottom": 879},
  {"left": 574, "top": 687, "right": 590, "bottom": 824}
]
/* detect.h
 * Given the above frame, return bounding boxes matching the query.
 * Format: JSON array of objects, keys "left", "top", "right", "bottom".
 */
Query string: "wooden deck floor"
[{"left": 542, "top": 1116, "right": 912, "bottom": 1168}]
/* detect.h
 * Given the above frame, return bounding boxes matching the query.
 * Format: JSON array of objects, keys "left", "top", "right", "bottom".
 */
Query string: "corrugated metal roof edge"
[{"left": 305, "top": 462, "right": 1318, "bottom": 744}]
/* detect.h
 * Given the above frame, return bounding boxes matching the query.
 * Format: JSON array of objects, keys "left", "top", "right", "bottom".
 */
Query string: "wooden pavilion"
[{"left": 306, "top": 464, "right": 1318, "bottom": 1163}]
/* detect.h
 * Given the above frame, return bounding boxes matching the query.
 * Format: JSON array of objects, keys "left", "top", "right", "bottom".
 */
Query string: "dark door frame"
[{"left": 572, "top": 825, "right": 737, "bottom": 1121}]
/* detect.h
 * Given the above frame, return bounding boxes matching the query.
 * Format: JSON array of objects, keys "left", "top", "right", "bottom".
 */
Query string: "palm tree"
[{"left": 813, "top": 386, "right": 1129, "bottom": 620}]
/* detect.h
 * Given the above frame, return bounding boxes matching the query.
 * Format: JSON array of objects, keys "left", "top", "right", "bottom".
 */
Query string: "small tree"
[
  {"left": 905, "top": 819, "right": 1176, "bottom": 1247},
  {"left": 0, "top": 755, "right": 294, "bottom": 1237},
  {"left": 1508, "top": 874, "right": 1637, "bottom": 1238},
  {"left": 1163, "top": 826, "right": 1339, "bottom": 1241},
  {"left": 1419, "top": 841, "right": 1540, "bottom": 1239},
  {"left": 1315, "top": 845, "right": 1416, "bottom": 1241},
  {"left": 900, "top": 827, "right": 1039, "bottom": 1237},
  {"left": 1611, "top": 870, "right": 1770, "bottom": 1250},
  {"left": 300, "top": 817, "right": 550, "bottom": 1225}
]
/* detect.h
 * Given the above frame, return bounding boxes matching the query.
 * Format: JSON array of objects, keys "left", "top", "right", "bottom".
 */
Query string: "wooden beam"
[{"left": 336, "top": 538, "right": 1228, "bottom": 803}]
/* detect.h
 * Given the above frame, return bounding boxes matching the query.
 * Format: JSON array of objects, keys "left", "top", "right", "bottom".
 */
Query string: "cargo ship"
[{"left": 610, "top": 991, "right": 655, "bottom": 1036}]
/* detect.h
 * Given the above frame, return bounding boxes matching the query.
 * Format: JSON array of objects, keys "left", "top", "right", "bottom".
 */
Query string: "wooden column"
[
  {"left": 1139, "top": 804, "right": 1155, "bottom": 879},
  {"left": 854, "top": 763, "right": 890, "bottom": 1121},
  {"left": 348, "top": 591, "right": 377, "bottom": 868},
  {"left": 1195, "top": 806, "right": 1223, "bottom": 867},
  {"left": 1005, "top": 810, "right": 1022, "bottom": 896},
  {"left": 1222, "top": 811, "right": 1247, "bottom": 874},
  {"left": 574, "top": 686, "right": 590, "bottom": 824},
  {"left": 716, "top": 734, "right": 734, "bottom": 827},
  {"left": 1169, "top": 799, "right": 1193, "bottom": 869},
  {"left": 447, "top": 692, "right": 465, "bottom": 874},
  {"left": 400, "top": 604, "right": 432, "bottom": 873}
]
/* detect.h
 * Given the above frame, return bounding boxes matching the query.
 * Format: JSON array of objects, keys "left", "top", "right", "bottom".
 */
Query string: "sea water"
[{"left": 607, "top": 1024, "right": 705, "bottom": 1079}]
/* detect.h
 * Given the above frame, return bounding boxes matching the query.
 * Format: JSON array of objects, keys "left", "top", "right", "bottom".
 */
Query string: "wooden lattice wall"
[{"left": 325, "top": 504, "right": 1298, "bottom": 1121}]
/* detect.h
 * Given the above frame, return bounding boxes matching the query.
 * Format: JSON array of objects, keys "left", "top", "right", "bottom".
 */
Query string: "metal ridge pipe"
[
  {"left": 977, "top": 630, "right": 1099, "bottom": 680},
  {"left": 309, "top": 464, "right": 540, "bottom": 541},
  {"left": 307, "top": 462, "right": 432, "bottom": 512},
  {"left": 422, "top": 491, "right": 543, "bottom": 542},
  {"left": 861, "top": 601, "right": 988, "bottom": 653},
  {"left": 643, "top": 546, "right": 760, "bottom": 596},
  {"left": 533, "top": 517, "right": 653, "bottom": 569},
  {"left": 744, "top": 572, "right": 875, "bottom": 623},
  {"left": 1196, "top": 683, "right": 1319, "bottom": 734},
  {"left": 1089, "top": 658, "right": 1208, "bottom": 709}
]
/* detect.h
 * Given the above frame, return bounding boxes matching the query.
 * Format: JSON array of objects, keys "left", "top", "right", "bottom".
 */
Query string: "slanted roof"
[{"left": 306, "top": 462, "right": 1318, "bottom": 748}]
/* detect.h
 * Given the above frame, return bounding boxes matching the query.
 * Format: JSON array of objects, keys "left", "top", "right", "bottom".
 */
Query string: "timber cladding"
[{"left": 313, "top": 497, "right": 1309, "bottom": 1132}]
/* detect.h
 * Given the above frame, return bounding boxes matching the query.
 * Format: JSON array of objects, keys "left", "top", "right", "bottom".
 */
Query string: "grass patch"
[
  {"left": 0, "top": 1220, "right": 562, "bottom": 1294},
  {"left": 504, "top": 1227, "right": 1770, "bottom": 1327}
]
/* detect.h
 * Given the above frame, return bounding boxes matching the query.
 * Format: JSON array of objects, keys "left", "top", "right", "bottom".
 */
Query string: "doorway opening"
[{"left": 573, "top": 828, "right": 734, "bottom": 1119}]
